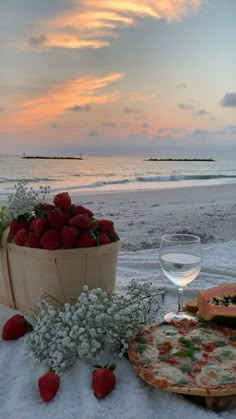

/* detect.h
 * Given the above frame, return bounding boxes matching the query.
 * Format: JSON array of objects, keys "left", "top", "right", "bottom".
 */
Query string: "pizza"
[{"left": 128, "top": 319, "right": 236, "bottom": 396}]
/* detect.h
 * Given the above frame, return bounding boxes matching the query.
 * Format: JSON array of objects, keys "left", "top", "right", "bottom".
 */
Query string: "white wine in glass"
[{"left": 159, "top": 234, "right": 202, "bottom": 322}]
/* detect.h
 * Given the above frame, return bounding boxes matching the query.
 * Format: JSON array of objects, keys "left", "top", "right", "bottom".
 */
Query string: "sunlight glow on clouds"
[
  {"left": 27, "top": 0, "right": 204, "bottom": 50},
  {"left": 0, "top": 73, "right": 124, "bottom": 131}
]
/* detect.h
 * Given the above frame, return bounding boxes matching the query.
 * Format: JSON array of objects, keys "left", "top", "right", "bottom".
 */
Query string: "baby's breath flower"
[
  {"left": 25, "top": 281, "right": 164, "bottom": 373},
  {"left": 7, "top": 181, "right": 50, "bottom": 221}
]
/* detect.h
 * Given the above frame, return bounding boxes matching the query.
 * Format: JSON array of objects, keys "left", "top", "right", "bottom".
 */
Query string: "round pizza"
[{"left": 128, "top": 319, "right": 236, "bottom": 396}]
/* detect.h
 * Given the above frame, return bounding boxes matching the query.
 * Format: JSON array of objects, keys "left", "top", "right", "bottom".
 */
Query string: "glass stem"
[{"left": 177, "top": 287, "right": 184, "bottom": 313}]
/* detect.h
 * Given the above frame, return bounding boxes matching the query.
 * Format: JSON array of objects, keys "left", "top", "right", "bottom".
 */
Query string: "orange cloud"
[
  {"left": 0, "top": 73, "right": 124, "bottom": 132},
  {"left": 26, "top": 0, "right": 204, "bottom": 50}
]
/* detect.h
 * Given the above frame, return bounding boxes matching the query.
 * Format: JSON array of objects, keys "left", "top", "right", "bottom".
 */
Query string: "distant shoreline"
[
  {"left": 144, "top": 158, "right": 215, "bottom": 162},
  {"left": 22, "top": 156, "right": 84, "bottom": 160}
]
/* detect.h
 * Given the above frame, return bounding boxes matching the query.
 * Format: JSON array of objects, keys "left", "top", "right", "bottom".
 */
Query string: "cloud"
[
  {"left": 177, "top": 83, "right": 187, "bottom": 89},
  {"left": 178, "top": 103, "right": 210, "bottom": 117},
  {"left": 142, "top": 122, "right": 150, "bottom": 128},
  {"left": 123, "top": 106, "right": 140, "bottom": 114},
  {"left": 128, "top": 91, "right": 156, "bottom": 102},
  {"left": 0, "top": 107, "right": 5, "bottom": 112},
  {"left": 177, "top": 103, "right": 194, "bottom": 110},
  {"left": 25, "top": 1, "right": 204, "bottom": 51},
  {"left": 219, "top": 92, "right": 236, "bottom": 107},
  {"left": 51, "top": 123, "right": 60, "bottom": 128},
  {"left": 103, "top": 122, "right": 116, "bottom": 127},
  {"left": 65, "top": 104, "right": 91, "bottom": 112},
  {"left": 192, "top": 108, "right": 210, "bottom": 116},
  {"left": 0, "top": 72, "right": 124, "bottom": 131},
  {"left": 88, "top": 130, "right": 100, "bottom": 137},
  {"left": 192, "top": 129, "right": 210, "bottom": 136},
  {"left": 29, "top": 34, "right": 48, "bottom": 46},
  {"left": 28, "top": 33, "right": 108, "bottom": 50}
]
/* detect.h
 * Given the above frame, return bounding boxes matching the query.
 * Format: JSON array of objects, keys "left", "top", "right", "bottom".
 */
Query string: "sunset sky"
[{"left": 0, "top": 0, "right": 236, "bottom": 157}]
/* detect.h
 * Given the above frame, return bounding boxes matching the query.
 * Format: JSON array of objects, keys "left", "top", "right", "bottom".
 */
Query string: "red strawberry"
[
  {"left": 14, "top": 228, "right": 28, "bottom": 246},
  {"left": 34, "top": 218, "right": 48, "bottom": 237},
  {"left": 53, "top": 192, "right": 71, "bottom": 213},
  {"left": 62, "top": 213, "right": 70, "bottom": 226},
  {"left": 61, "top": 227, "right": 78, "bottom": 249},
  {"left": 107, "top": 228, "right": 119, "bottom": 242},
  {"left": 74, "top": 204, "right": 94, "bottom": 218},
  {"left": 92, "top": 365, "right": 116, "bottom": 399},
  {"left": 40, "top": 230, "right": 61, "bottom": 250},
  {"left": 35, "top": 203, "right": 55, "bottom": 218},
  {"left": 29, "top": 219, "right": 37, "bottom": 231},
  {"left": 89, "top": 220, "right": 99, "bottom": 230},
  {"left": 2, "top": 314, "right": 32, "bottom": 340},
  {"left": 76, "top": 230, "right": 96, "bottom": 248},
  {"left": 10, "top": 219, "right": 29, "bottom": 236},
  {"left": 98, "top": 219, "right": 114, "bottom": 233},
  {"left": 99, "top": 232, "right": 111, "bottom": 245},
  {"left": 69, "top": 214, "right": 90, "bottom": 229},
  {"left": 42, "top": 203, "right": 55, "bottom": 211},
  {"left": 26, "top": 232, "right": 41, "bottom": 248},
  {"left": 48, "top": 210, "right": 66, "bottom": 230},
  {"left": 38, "top": 371, "right": 60, "bottom": 402}
]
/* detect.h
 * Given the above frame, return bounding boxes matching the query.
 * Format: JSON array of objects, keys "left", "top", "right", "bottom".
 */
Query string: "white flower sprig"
[
  {"left": 25, "top": 280, "right": 163, "bottom": 373},
  {"left": 7, "top": 181, "right": 50, "bottom": 221}
]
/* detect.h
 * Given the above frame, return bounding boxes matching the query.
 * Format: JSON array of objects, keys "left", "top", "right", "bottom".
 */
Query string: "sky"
[{"left": 0, "top": 0, "right": 236, "bottom": 157}]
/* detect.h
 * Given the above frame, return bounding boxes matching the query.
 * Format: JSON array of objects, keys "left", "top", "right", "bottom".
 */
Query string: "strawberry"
[
  {"left": 76, "top": 230, "right": 96, "bottom": 247},
  {"left": 89, "top": 220, "right": 99, "bottom": 231},
  {"left": 26, "top": 232, "right": 41, "bottom": 248},
  {"left": 34, "top": 217, "right": 48, "bottom": 237},
  {"left": 69, "top": 214, "right": 90, "bottom": 229},
  {"left": 74, "top": 204, "right": 94, "bottom": 218},
  {"left": 38, "top": 371, "right": 60, "bottom": 402},
  {"left": 48, "top": 210, "right": 67, "bottom": 230},
  {"left": 92, "top": 365, "right": 116, "bottom": 399},
  {"left": 2, "top": 314, "right": 32, "bottom": 340},
  {"left": 29, "top": 219, "right": 37, "bottom": 231},
  {"left": 61, "top": 226, "right": 78, "bottom": 249},
  {"left": 40, "top": 230, "right": 61, "bottom": 250},
  {"left": 98, "top": 232, "right": 111, "bottom": 245},
  {"left": 53, "top": 192, "right": 71, "bottom": 213},
  {"left": 42, "top": 203, "right": 55, "bottom": 212},
  {"left": 107, "top": 228, "right": 119, "bottom": 242},
  {"left": 35, "top": 203, "right": 55, "bottom": 218},
  {"left": 14, "top": 228, "right": 28, "bottom": 246},
  {"left": 10, "top": 219, "right": 29, "bottom": 236},
  {"left": 97, "top": 219, "right": 114, "bottom": 233},
  {"left": 62, "top": 212, "right": 70, "bottom": 226}
]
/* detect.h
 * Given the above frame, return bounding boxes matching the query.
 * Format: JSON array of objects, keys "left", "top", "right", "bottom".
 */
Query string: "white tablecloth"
[{"left": 0, "top": 241, "right": 236, "bottom": 419}]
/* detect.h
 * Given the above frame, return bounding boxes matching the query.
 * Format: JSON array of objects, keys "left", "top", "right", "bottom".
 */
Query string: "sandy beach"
[
  {"left": 1, "top": 182, "right": 236, "bottom": 250},
  {"left": 68, "top": 183, "right": 236, "bottom": 251}
]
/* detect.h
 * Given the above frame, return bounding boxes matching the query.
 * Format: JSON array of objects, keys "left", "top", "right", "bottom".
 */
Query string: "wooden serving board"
[{"left": 185, "top": 394, "right": 236, "bottom": 412}]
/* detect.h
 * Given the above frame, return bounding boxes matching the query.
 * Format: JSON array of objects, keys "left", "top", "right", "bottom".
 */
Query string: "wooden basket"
[{"left": 0, "top": 227, "right": 120, "bottom": 315}]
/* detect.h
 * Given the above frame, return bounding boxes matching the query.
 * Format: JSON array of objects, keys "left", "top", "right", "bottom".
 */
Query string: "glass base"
[{"left": 164, "top": 311, "right": 196, "bottom": 322}]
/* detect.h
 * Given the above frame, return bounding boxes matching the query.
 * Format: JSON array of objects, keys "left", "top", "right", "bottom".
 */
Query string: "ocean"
[{"left": 1, "top": 154, "right": 236, "bottom": 199}]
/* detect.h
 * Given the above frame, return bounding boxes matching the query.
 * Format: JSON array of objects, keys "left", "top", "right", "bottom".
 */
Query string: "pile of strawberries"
[{"left": 9, "top": 192, "right": 119, "bottom": 250}]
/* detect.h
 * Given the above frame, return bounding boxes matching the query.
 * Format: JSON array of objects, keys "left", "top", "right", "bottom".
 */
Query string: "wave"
[
  {"left": 136, "top": 174, "right": 236, "bottom": 182},
  {"left": 1, "top": 174, "right": 236, "bottom": 196},
  {"left": 0, "top": 177, "right": 59, "bottom": 184},
  {"left": 47, "top": 174, "right": 236, "bottom": 193}
]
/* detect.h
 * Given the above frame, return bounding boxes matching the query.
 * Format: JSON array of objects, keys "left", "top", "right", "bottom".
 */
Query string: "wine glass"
[{"left": 159, "top": 234, "right": 202, "bottom": 322}]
